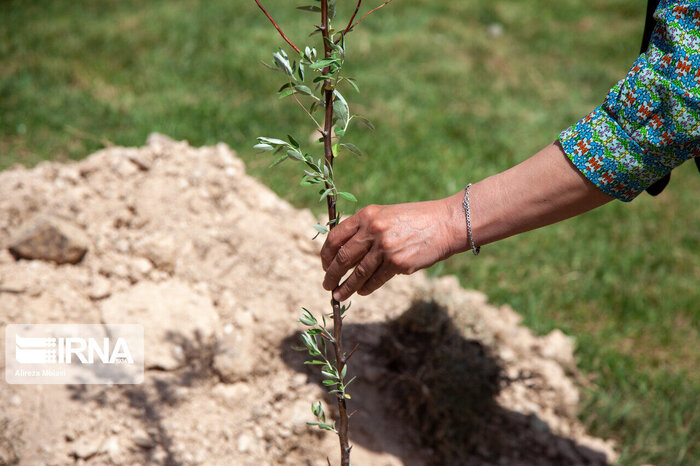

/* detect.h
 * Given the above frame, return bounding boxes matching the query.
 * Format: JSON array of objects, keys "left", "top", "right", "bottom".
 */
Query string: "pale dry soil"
[{"left": 0, "top": 135, "right": 617, "bottom": 465}]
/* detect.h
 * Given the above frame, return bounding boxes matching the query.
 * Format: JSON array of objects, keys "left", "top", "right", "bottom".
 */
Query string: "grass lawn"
[{"left": 2, "top": 0, "right": 699, "bottom": 463}]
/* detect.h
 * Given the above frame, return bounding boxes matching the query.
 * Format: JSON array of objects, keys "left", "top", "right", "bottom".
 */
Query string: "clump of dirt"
[{"left": 0, "top": 135, "right": 616, "bottom": 465}]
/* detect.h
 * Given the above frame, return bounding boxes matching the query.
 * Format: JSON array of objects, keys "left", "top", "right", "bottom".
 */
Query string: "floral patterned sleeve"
[{"left": 558, "top": 0, "right": 700, "bottom": 202}]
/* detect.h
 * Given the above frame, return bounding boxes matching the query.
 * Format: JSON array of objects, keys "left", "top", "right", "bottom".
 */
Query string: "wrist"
[{"left": 440, "top": 191, "right": 473, "bottom": 257}]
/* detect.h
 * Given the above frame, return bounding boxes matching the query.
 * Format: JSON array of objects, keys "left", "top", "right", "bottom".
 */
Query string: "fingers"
[
  {"left": 357, "top": 263, "right": 396, "bottom": 296},
  {"left": 322, "top": 237, "right": 371, "bottom": 292},
  {"left": 332, "top": 246, "right": 382, "bottom": 302},
  {"left": 320, "top": 214, "right": 361, "bottom": 271}
]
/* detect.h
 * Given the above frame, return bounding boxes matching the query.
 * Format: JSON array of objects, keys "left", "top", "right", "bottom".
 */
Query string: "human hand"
[{"left": 320, "top": 195, "right": 467, "bottom": 301}]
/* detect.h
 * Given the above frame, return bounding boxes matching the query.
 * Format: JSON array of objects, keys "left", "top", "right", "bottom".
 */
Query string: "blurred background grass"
[{"left": 2, "top": 0, "right": 699, "bottom": 463}]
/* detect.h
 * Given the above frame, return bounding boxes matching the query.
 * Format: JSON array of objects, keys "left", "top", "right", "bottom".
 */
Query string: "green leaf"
[
  {"left": 299, "top": 316, "right": 315, "bottom": 326},
  {"left": 304, "top": 360, "right": 326, "bottom": 365},
  {"left": 313, "top": 223, "right": 329, "bottom": 234},
  {"left": 334, "top": 127, "right": 345, "bottom": 136},
  {"left": 278, "top": 88, "right": 295, "bottom": 99},
  {"left": 260, "top": 60, "right": 278, "bottom": 72},
  {"left": 304, "top": 158, "right": 319, "bottom": 171},
  {"left": 319, "top": 188, "right": 332, "bottom": 202},
  {"left": 298, "top": 62, "right": 305, "bottom": 81},
  {"left": 321, "top": 369, "right": 336, "bottom": 379},
  {"left": 341, "top": 364, "right": 348, "bottom": 379},
  {"left": 332, "top": 90, "right": 349, "bottom": 129},
  {"left": 344, "top": 393, "right": 351, "bottom": 399},
  {"left": 268, "top": 154, "right": 288, "bottom": 168},
  {"left": 296, "top": 5, "right": 321, "bottom": 12},
  {"left": 300, "top": 175, "right": 322, "bottom": 186},
  {"left": 307, "top": 422, "right": 335, "bottom": 432},
  {"left": 340, "top": 143, "right": 362, "bottom": 157},
  {"left": 301, "top": 308, "right": 317, "bottom": 325},
  {"left": 332, "top": 142, "right": 339, "bottom": 157},
  {"left": 294, "top": 85, "right": 315, "bottom": 98},
  {"left": 286, "top": 149, "right": 304, "bottom": 161},
  {"left": 309, "top": 58, "right": 337, "bottom": 70},
  {"left": 287, "top": 134, "right": 300, "bottom": 148},
  {"left": 253, "top": 143, "right": 274, "bottom": 152},
  {"left": 322, "top": 380, "right": 337, "bottom": 386},
  {"left": 304, "top": 46, "right": 316, "bottom": 62},
  {"left": 272, "top": 51, "right": 293, "bottom": 76},
  {"left": 345, "top": 77, "right": 360, "bottom": 93},
  {"left": 338, "top": 191, "right": 357, "bottom": 202},
  {"left": 353, "top": 115, "right": 375, "bottom": 131},
  {"left": 257, "top": 137, "right": 288, "bottom": 146}
]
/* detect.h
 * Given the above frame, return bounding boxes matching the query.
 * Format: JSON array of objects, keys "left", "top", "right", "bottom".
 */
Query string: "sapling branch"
[
  {"left": 345, "top": 0, "right": 395, "bottom": 34},
  {"left": 342, "top": 0, "right": 363, "bottom": 37},
  {"left": 253, "top": 0, "right": 301, "bottom": 54},
  {"left": 286, "top": 75, "right": 324, "bottom": 133}
]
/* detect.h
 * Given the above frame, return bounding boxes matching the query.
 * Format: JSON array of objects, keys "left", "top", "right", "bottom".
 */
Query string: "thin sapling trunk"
[{"left": 253, "top": 1, "right": 393, "bottom": 464}]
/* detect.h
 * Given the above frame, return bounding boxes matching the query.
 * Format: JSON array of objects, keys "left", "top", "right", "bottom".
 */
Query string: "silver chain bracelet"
[{"left": 462, "top": 183, "right": 480, "bottom": 256}]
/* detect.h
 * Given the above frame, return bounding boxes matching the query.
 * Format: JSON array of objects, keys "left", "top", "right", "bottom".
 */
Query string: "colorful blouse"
[{"left": 558, "top": 0, "right": 700, "bottom": 201}]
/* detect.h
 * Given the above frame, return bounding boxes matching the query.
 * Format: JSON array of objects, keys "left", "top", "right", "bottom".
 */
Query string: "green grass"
[{"left": 2, "top": 0, "right": 700, "bottom": 463}]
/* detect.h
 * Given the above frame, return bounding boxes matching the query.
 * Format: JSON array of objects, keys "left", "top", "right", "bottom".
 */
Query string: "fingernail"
[{"left": 333, "top": 291, "right": 341, "bottom": 301}]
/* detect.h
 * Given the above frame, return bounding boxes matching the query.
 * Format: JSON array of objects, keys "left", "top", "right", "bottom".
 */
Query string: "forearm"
[
  {"left": 321, "top": 141, "right": 615, "bottom": 301},
  {"left": 444, "top": 141, "right": 614, "bottom": 254}
]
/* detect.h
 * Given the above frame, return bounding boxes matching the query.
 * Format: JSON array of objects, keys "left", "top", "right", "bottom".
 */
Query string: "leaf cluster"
[
  {"left": 297, "top": 306, "right": 356, "bottom": 433},
  {"left": 255, "top": 12, "right": 376, "bottom": 236}
]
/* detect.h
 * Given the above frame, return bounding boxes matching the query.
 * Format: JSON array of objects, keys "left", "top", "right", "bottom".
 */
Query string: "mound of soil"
[{"left": 0, "top": 135, "right": 616, "bottom": 465}]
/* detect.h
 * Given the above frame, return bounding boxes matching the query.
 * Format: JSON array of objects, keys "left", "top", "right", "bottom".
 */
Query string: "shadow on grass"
[{"left": 281, "top": 300, "right": 609, "bottom": 466}]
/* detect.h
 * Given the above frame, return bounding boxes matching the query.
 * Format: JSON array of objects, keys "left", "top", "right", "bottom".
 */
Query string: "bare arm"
[{"left": 321, "top": 141, "right": 614, "bottom": 302}]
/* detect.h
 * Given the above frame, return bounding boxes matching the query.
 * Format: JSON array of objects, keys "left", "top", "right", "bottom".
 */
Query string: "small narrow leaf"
[
  {"left": 296, "top": 5, "right": 321, "bottom": 12},
  {"left": 278, "top": 88, "right": 295, "bottom": 99},
  {"left": 333, "top": 90, "right": 350, "bottom": 129},
  {"left": 338, "top": 191, "right": 357, "bottom": 202},
  {"left": 272, "top": 51, "right": 294, "bottom": 76},
  {"left": 260, "top": 60, "right": 278, "bottom": 72},
  {"left": 287, "top": 134, "right": 300, "bottom": 148},
  {"left": 300, "top": 175, "right": 322, "bottom": 186},
  {"left": 268, "top": 154, "right": 288, "bottom": 168},
  {"left": 309, "top": 58, "right": 337, "bottom": 70},
  {"left": 299, "top": 316, "right": 315, "bottom": 326},
  {"left": 353, "top": 115, "right": 375, "bottom": 131},
  {"left": 319, "top": 188, "right": 332, "bottom": 202},
  {"left": 257, "top": 137, "right": 288, "bottom": 146},
  {"left": 340, "top": 143, "right": 362, "bottom": 157},
  {"left": 253, "top": 143, "right": 274, "bottom": 152},
  {"left": 345, "top": 77, "right": 360, "bottom": 93},
  {"left": 294, "top": 85, "right": 315, "bottom": 98},
  {"left": 286, "top": 149, "right": 304, "bottom": 161},
  {"left": 313, "top": 223, "right": 329, "bottom": 234}
]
